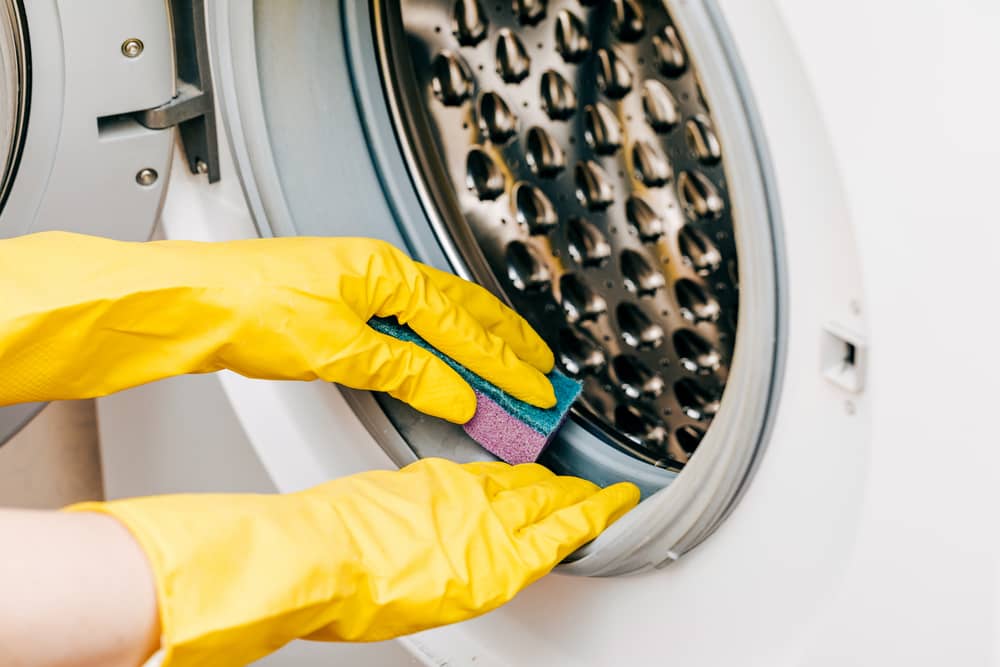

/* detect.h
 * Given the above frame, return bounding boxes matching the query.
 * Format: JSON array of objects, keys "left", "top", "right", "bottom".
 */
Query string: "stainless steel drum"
[{"left": 375, "top": 0, "right": 741, "bottom": 470}]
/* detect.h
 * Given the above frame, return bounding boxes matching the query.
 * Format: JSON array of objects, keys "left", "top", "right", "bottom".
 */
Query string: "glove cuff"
[
  {"left": 65, "top": 502, "right": 175, "bottom": 664},
  {"left": 64, "top": 495, "right": 327, "bottom": 667}
]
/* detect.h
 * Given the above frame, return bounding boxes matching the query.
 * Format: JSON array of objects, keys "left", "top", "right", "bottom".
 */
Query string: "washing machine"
[{"left": 2, "top": 0, "right": 998, "bottom": 665}]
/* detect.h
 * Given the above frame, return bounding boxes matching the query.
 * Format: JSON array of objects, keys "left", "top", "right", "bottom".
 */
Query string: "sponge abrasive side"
[{"left": 368, "top": 317, "right": 581, "bottom": 463}]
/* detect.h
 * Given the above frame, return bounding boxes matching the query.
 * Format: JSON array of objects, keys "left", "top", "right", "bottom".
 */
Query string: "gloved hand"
[
  {"left": 0, "top": 232, "right": 555, "bottom": 422},
  {"left": 68, "top": 458, "right": 639, "bottom": 667}
]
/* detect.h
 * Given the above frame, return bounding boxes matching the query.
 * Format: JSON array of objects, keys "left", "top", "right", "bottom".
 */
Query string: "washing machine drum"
[
  {"left": 212, "top": 0, "right": 783, "bottom": 567},
  {"left": 379, "top": 0, "right": 740, "bottom": 473},
  {"left": 0, "top": 0, "right": 784, "bottom": 567},
  {"left": 363, "top": 0, "right": 782, "bottom": 505}
]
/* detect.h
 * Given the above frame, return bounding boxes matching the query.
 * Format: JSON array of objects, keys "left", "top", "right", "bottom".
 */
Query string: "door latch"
[{"left": 133, "top": 0, "right": 220, "bottom": 183}]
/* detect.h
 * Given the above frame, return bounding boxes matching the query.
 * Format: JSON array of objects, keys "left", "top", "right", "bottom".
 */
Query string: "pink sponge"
[
  {"left": 464, "top": 391, "right": 554, "bottom": 464},
  {"left": 367, "top": 317, "right": 582, "bottom": 464}
]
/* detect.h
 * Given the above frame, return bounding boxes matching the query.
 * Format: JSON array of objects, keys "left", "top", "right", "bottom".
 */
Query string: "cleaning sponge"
[{"left": 368, "top": 317, "right": 581, "bottom": 464}]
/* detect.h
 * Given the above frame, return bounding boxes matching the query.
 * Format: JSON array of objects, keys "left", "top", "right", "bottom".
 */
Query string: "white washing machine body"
[
  {"left": 5, "top": 0, "right": 997, "bottom": 665},
  {"left": 0, "top": 0, "right": 181, "bottom": 441}
]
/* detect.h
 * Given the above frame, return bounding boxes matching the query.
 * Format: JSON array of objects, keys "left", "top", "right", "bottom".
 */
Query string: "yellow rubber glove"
[
  {"left": 68, "top": 458, "right": 639, "bottom": 667},
  {"left": 0, "top": 232, "right": 555, "bottom": 422}
]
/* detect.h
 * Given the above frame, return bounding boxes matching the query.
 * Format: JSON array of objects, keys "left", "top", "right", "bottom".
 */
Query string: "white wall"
[{"left": 0, "top": 400, "right": 103, "bottom": 508}]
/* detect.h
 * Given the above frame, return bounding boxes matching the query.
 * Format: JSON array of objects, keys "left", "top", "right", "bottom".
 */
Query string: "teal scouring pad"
[{"left": 368, "top": 317, "right": 581, "bottom": 464}]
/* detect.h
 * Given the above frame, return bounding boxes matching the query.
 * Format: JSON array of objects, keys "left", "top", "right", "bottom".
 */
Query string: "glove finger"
[
  {"left": 462, "top": 461, "right": 555, "bottom": 494},
  {"left": 380, "top": 271, "right": 556, "bottom": 410},
  {"left": 513, "top": 482, "right": 640, "bottom": 571},
  {"left": 491, "top": 475, "right": 601, "bottom": 531},
  {"left": 336, "top": 329, "right": 478, "bottom": 423},
  {"left": 415, "top": 263, "right": 554, "bottom": 373}
]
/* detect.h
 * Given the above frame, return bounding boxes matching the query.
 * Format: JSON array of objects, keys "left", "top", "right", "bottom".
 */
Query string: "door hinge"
[{"left": 133, "top": 0, "right": 220, "bottom": 183}]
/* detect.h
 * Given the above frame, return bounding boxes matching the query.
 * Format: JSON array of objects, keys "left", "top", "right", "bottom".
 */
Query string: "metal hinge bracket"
[{"left": 133, "top": 0, "right": 220, "bottom": 183}]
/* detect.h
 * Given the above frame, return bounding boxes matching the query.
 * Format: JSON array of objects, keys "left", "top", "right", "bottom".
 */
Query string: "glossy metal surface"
[{"left": 375, "top": 0, "right": 742, "bottom": 468}]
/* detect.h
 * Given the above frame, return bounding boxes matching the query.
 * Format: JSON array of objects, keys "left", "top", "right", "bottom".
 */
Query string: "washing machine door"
[
  {"left": 201, "top": 0, "right": 816, "bottom": 575},
  {"left": 168, "top": 0, "right": 870, "bottom": 579},
  {"left": 0, "top": 0, "right": 217, "bottom": 444}
]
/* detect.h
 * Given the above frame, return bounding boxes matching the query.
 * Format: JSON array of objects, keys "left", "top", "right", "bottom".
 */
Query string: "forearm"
[
  {"left": 0, "top": 509, "right": 160, "bottom": 667},
  {"left": 0, "top": 231, "right": 313, "bottom": 406},
  {"left": 0, "top": 231, "right": 558, "bottom": 421}
]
